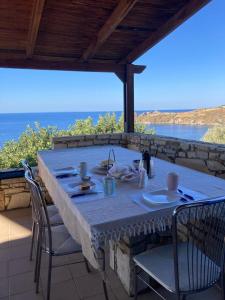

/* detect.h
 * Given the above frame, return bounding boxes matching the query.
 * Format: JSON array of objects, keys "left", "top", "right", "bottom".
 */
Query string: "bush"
[
  {"left": 202, "top": 126, "right": 225, "bottom": 144},
  {"left": 0, "top": 113, "right": 155, "bottom": 169}
]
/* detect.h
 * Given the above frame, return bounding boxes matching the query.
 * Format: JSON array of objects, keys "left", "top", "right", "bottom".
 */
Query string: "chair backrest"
[
  {"left": 172, "top": 197, "right": 225, "bottom": 294},
  {"left": 21, "top": 159, "right": 35, "bottom": 179},
  {"left": 24, "top": 170, "right": 52, "bottom": 252}
]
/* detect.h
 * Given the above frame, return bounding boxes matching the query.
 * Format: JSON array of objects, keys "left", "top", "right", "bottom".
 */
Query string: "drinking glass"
[{"left": 80, "top": 162, "right": 87, "bottom": 179}]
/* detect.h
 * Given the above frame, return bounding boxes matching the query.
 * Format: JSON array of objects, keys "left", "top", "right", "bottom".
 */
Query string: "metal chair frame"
[
  {"left": 25, "top": 170, "right": 90, "bottom": 300},
  {"left": 21, "top": 159, "right": 37, "bottom": 261},
  {"left": 134, "top": 196, "right": 225, "bottom": 300}
]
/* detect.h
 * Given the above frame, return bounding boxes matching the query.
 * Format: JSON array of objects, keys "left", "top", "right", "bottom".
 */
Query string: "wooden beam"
[
  {"left": 124, "top": 65, "right": 134, "bottom": 133},
  {"left": 26, "top": 0, "right": 46, "bottom": 58},
  {"left": 82, "top": 0, "right": 138, "bottom": 61},
  {"left": 115, "top": 64, "right": 146, "bottom": 82},
  {"left": 0, "top": 54, "right": 145, "bottom": 73},
  {"left": 120, "top": 0, "right": 211, "bottom": 63}
]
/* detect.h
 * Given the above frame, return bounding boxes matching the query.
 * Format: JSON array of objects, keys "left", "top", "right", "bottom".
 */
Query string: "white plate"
[{"left": 142, "top": 189, "right": 180, "bottom": 206}]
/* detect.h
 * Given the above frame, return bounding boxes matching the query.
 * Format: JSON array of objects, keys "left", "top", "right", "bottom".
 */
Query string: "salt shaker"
[{"left": 138, "top": 168, "right": 148, "bottom": 188}]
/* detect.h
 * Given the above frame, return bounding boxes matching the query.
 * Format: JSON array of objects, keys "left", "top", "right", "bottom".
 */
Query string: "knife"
[
  {"left": 56, "top": 173, "right": 78, "bottom": 179},
  {"left": 178, "top": 189, "right": 194, "bottom": 200},
  {"left": 70, "top": 191, "right": 103, "bottom": 198}
]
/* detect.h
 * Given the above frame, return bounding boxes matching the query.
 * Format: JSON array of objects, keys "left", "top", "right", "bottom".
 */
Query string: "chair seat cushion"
[
  {"left": 43, "top": 224, "right": 82, "bottom": 256},
  {"left": 46, "top": 205, "right": 63, "bottom": 225},
  {"left": 134, "top": 243, "right": 220, "bottom": 292}
]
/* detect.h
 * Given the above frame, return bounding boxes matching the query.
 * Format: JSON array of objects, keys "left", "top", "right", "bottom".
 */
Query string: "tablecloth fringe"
[{"left": 91, "top": 215, "right": 173, "bottom": 249}]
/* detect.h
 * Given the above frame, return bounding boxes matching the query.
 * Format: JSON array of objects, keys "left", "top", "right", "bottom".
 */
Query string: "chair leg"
[
  {"left": 34, "top": 230, "right": 40, "bottom": 282},
  {"left": 36, "top": 246, "right": 42, "bottom": 294},
  {"left": 102, "top": 279, "right": 109, "bottom": 300},
  {"left": 222, "top": 274, "right": 225, "bottom": 300},
  {"left": 134, "top": 266, "right": 138, "bottom": 300},
  {"left": 30, "top": 221, "right": 36, "bottom": 261},
  {"left": 84, "top": 257, "right": 90, "bottom": 273},
  {"left": 47, "top": 255, "right": 52, "bottom": 300}
]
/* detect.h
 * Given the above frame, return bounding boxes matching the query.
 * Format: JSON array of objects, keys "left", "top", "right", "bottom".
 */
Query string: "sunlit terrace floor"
[{"left": 0, "top": 208, "right": 222, "bottom": 300}]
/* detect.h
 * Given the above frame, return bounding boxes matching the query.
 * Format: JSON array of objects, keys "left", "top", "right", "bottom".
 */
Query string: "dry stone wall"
[
  {"left": 0, "top": 133, "right": 225, "bottom": 211},
  {"left": 0, "top": 168, "right": 52, "bottom": 211},
  {"left": 126, "top": 133, "right": 225, "bottom": 179}
]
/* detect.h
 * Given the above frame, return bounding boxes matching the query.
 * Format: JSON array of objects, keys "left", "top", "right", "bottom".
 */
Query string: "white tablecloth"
[{"left": 38, "top": 145, "right": 225, "bottom": 268}]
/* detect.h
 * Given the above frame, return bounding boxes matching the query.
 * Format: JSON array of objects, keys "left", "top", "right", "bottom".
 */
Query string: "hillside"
[{"left": 137, "top": 106, "right": 225, "bottom": 125}]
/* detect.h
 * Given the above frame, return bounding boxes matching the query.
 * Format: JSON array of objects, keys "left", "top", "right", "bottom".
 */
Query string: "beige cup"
[{"left": 167, "top": 172, "right": 179, "bottom": 191}]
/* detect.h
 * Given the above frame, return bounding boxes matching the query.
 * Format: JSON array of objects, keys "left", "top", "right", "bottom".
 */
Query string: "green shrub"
[
  {"left": 202, "top": 126, "right": 225, "bottom": 144},
  {"left": 0, "top": 114, "right": 155, "bottom": 169}
]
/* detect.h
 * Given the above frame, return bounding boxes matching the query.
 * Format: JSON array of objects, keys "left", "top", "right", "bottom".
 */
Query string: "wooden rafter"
[
  {"left": 26, "top": 0, "right": 46, "bottom": 58},
  {"left": 0, "top": 53, "right": 145, "bottom": 73},
  {"left": 120, "top": 0, "right": 211, "bottom": 63},
  {"left": 81, "top": 0, "right": 138, "bottom": 62}
]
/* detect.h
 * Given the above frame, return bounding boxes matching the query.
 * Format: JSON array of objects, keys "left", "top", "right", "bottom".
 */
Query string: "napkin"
[
  {"left": 108, "top": 162, "right": 130, "bottom": 179},
  {"left": 53, "top": 167, "right": 78, "bottom": 177}
]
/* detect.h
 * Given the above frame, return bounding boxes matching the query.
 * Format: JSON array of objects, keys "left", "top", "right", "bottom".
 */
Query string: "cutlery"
[
  {"left": 56, "top": 173, "right": 78, "bottom": 179},
  {"left": 70, "top": 191, "right": 103, "bottom": 198},
  {"left": 178, "top": 188, "right": 194, "bottom": 200}
]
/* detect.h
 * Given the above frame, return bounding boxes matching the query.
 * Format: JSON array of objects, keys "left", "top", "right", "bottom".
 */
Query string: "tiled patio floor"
[{"left": 0, "top": 208, "right": 222, "bottom": 300}]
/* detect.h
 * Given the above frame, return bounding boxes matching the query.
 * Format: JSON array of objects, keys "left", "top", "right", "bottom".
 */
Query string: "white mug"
[{"left": 167, "top": 172, "right": 179, "bottom": 191}]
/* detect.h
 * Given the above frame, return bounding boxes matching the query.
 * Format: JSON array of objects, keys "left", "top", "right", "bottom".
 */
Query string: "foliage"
[
  {"left": 0, "top": 114, "right": 155, "bottom": 169},
  {"left": 202, "top": 126, "right": 225, "bottom": 144}
]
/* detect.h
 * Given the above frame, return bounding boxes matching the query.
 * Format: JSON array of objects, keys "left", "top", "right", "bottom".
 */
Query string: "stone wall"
[
  {"left": 52, "top": 133, "right": 127, "bottom": 149},
  {"left": 126, "top": 133, "right": 225, "bottom": 179},
  {"left": 0, "top": 168, "right": 52, "bottom": 211}
]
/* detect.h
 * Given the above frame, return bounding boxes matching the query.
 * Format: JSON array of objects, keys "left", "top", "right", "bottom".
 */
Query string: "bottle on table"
[{"left": 142, "top": 150, "right": 152, "bottom": 178}]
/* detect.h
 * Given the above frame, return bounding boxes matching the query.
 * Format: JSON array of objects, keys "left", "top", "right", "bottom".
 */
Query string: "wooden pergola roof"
[{"left": 0, "top": 0, "right": 210, "bottom": 73}]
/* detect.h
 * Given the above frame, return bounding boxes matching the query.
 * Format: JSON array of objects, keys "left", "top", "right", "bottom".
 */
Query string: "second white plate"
[{"left": 142, "top": 189, "right": 180, "bottom": 206}]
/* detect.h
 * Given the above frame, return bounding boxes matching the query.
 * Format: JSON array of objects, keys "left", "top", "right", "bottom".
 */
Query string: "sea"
[{"left": 0, "top": 110, "right": 210, "bottom": 148}]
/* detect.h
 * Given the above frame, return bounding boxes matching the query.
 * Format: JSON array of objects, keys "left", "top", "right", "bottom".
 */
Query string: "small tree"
[{"left": 202, "top": 126, "right": 225, "bottom": 144}]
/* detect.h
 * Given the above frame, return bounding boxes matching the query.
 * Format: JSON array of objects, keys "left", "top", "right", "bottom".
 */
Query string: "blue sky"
[{"left": 0, "top": 0, "right": 224, "bottom": 113}]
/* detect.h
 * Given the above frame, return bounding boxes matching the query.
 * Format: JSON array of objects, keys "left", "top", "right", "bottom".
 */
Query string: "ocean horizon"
[{"left": 0, "top": 110, "right": 209, "bottom": 148}]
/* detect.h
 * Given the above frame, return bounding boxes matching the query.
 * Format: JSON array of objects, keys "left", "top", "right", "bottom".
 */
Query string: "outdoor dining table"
[{"left": 37, "top": 145, "right": 225, "bottom": 271}]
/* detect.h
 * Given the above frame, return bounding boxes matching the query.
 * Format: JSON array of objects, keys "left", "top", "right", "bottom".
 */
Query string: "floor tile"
[
  {"left": 9, "top": 257, "right": 34, "bottom": 276},
  {"left": 0, "top": 248, "right": 10, "bottom": 262},
  {"left": 10, "top": 221, "right": 31, "bottom": 237},
  {"left": 10, "top": 290, "right": 44, "bottom": 300},
  {"left": 75, "top": 272, "right": 103, "bottom": 298},
  {"left": 43, "top": 280, "right": 80, "bottom": 300},
  {"left": 0, "top": 261, "right": 8, "bottom": 278},
  {"left": 4, "top": 208, "right": 32, "bottom": 221},
  {"left": 0, "top": 235, "right": 10, "bottom": 249},
  {"left": 84, "top": 286, "right": 116, "bottom": 300},
  {"left": 9, "top": 271, "right": 37, "bottom": 296},
  {"left": 68, "top": 261, "right": 90, "bottom": 278},
  {"left": 10, "top": 236, "right": 31, "bottom": 248},
  {"left": 0, "top": 278, "right": 9, "bottom": 298},
  {"left": 40, "top": 265, "right": 72, "bottom": 290},
  {"left": 9, "top": 243, "right": 30, "bottom": 260}
]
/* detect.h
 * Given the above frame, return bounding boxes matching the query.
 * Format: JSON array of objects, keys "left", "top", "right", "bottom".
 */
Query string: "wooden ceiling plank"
[
  {"left": 26, "top": 0, "right": 46, "bottom": 58},
  {"left": 120, "top": 0, "right": 211, "bottom": 63},
  {"left": 81, "top": 0, "right": 138, "bottom": 61}
]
